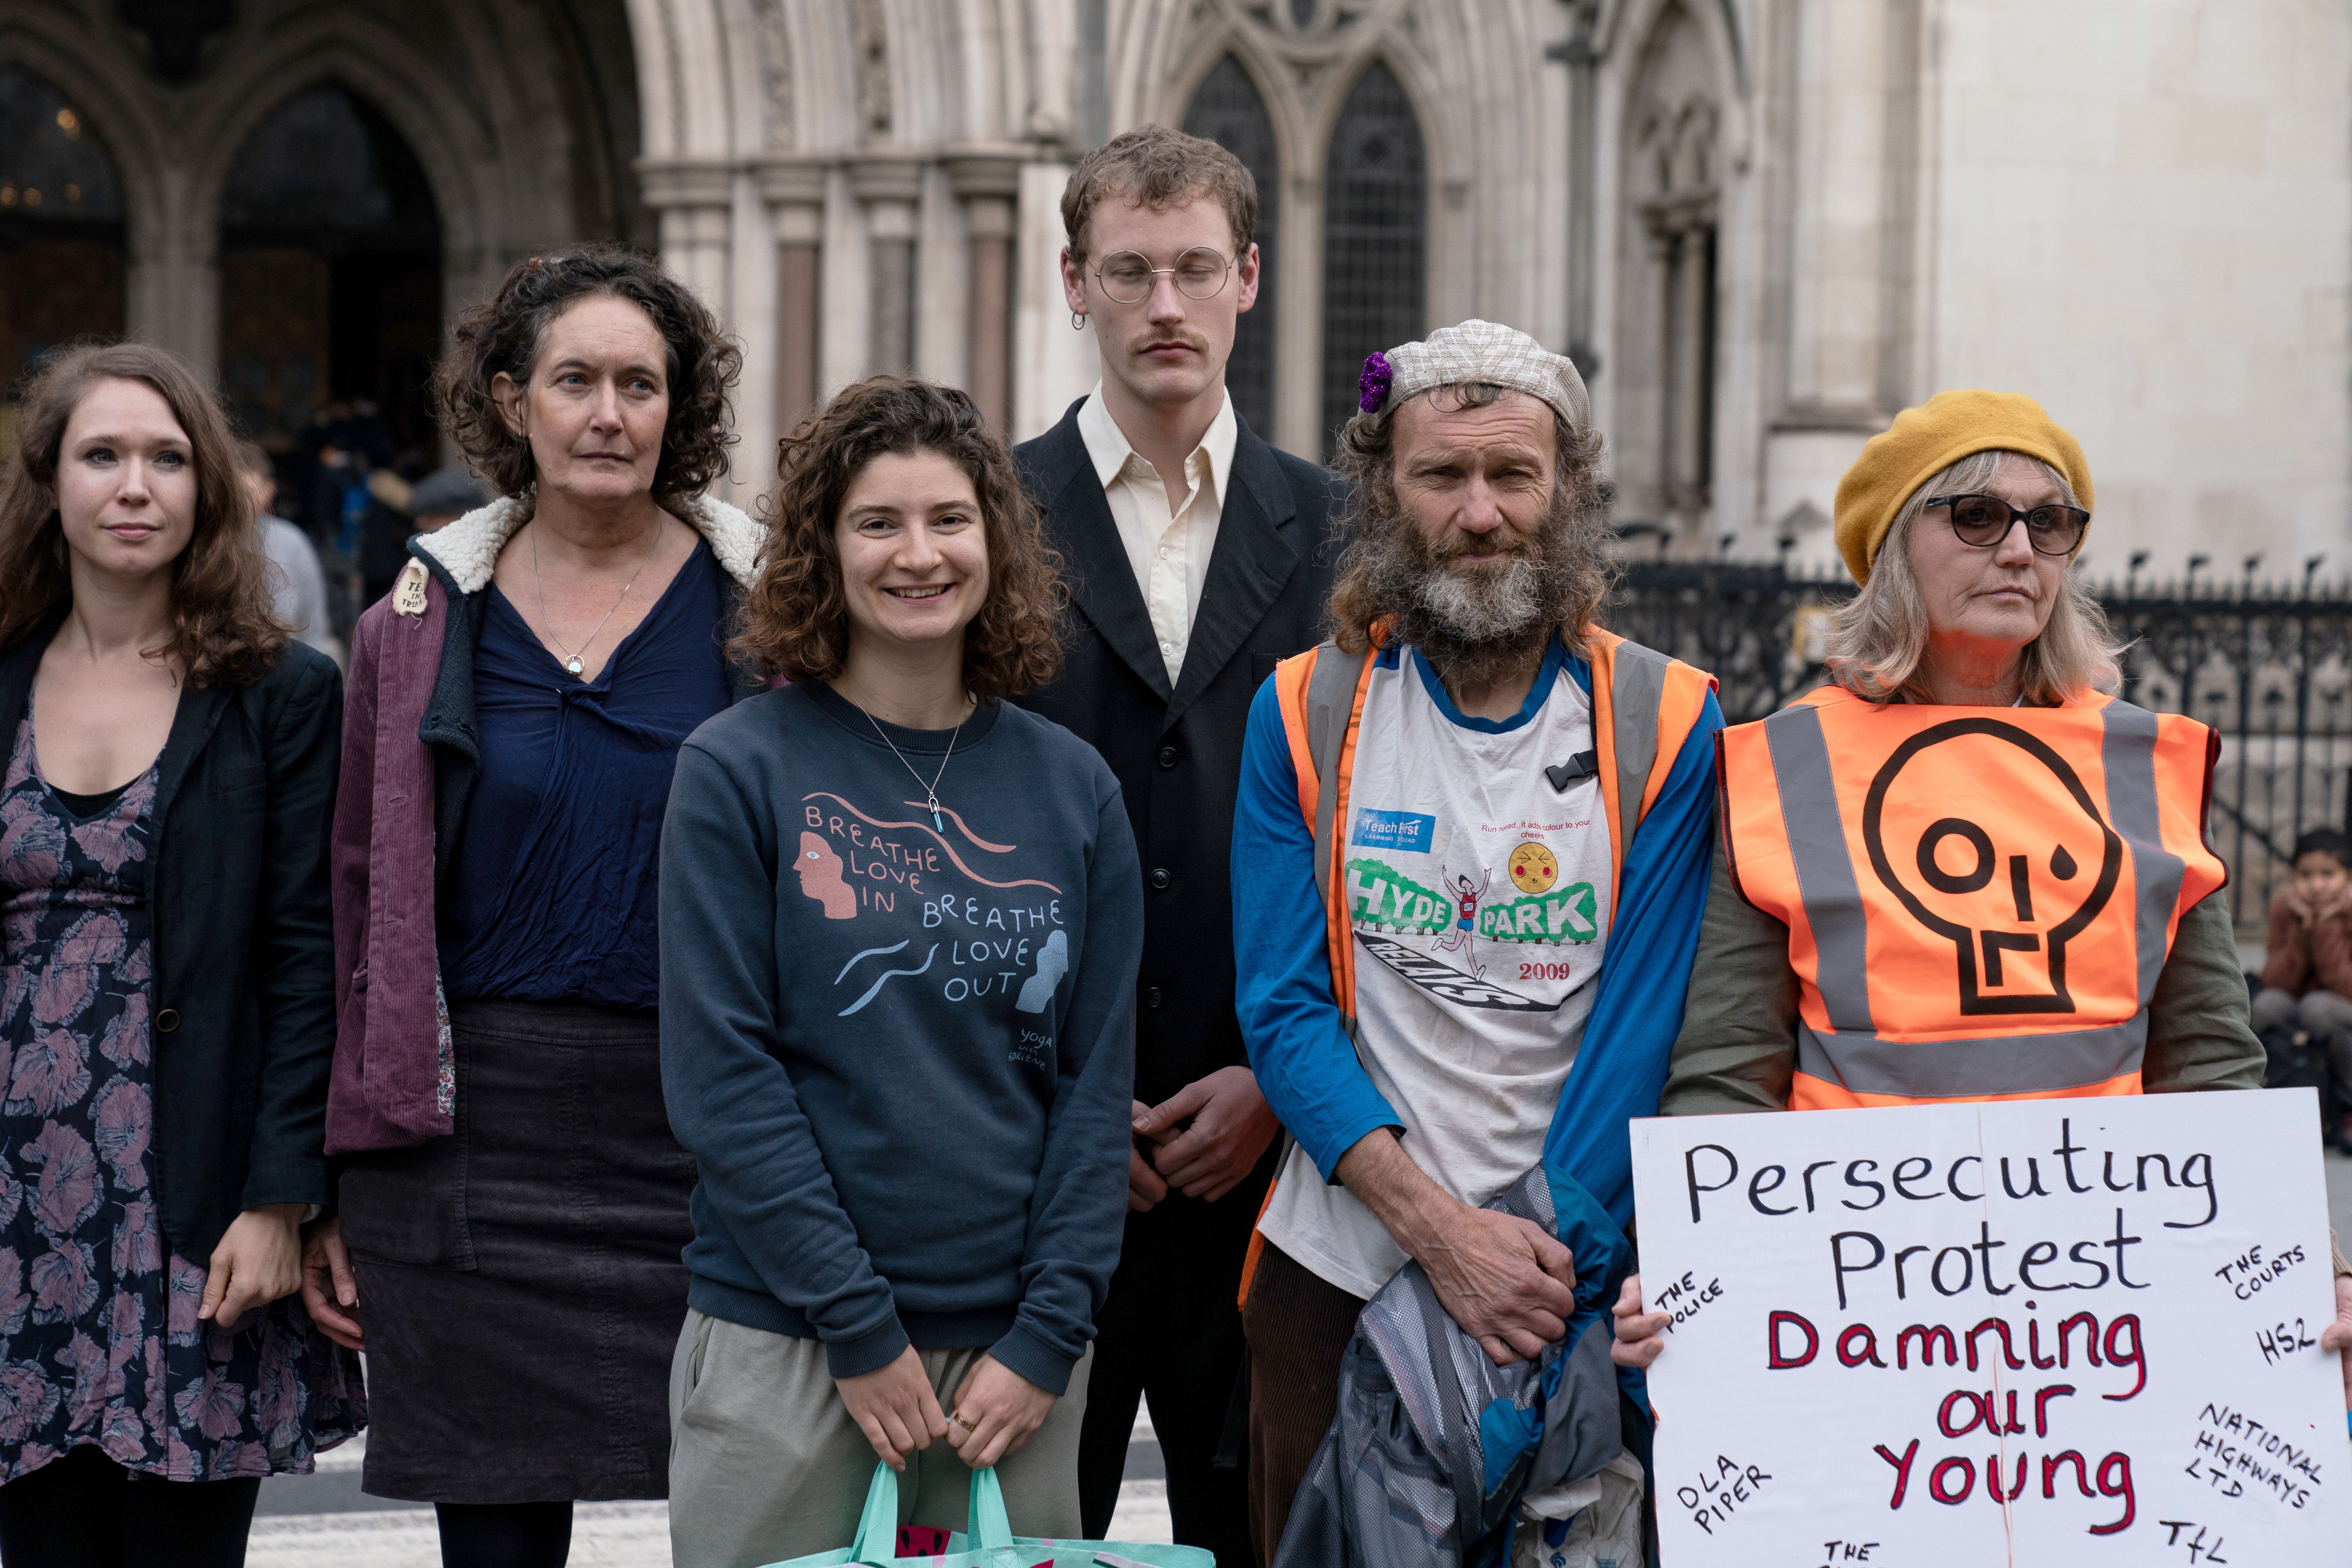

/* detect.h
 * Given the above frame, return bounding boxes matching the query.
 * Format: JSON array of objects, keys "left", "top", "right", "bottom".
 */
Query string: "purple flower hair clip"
[{"left": 1358, "top": 351, "right": 1393, "bottom": 415}]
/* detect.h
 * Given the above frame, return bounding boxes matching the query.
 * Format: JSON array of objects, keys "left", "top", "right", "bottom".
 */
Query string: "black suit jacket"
[
  {"left": 1014, "top": 400, "right": 1347, "bottom": 1224},
  {"left": 0, "top": 613, "right": 343, "bottom": 1264}
]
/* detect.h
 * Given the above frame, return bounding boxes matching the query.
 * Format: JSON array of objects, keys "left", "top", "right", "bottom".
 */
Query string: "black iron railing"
[{"left": 1608, "top": 561, "right": 2352, "bottom": 926}]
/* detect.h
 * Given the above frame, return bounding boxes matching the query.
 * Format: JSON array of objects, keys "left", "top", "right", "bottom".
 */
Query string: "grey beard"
[
  {"left": 1414, "top": 555, "right": 1548, "bottom": 645},
  {"left": 1359, "top": 508, "right": 1590, "bottom": 688}
]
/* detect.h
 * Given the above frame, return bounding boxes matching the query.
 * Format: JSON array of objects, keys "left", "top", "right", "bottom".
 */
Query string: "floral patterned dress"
[{"left": 0, "top": 710, "right": 362, "bottom": 1486}]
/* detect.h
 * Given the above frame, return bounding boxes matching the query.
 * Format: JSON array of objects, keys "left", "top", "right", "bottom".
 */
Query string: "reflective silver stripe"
[
  {"left": 1765, "top": 705, "right": 1875, "bottom": 1032},
  {"left": 1796, "top": 1015, "right": 2148, "bottom": 1100},
  {"left": 1303, "top": 642, "right": 1371, "bottom": 1041},
  {"left": 2101, "top": 700, "right": 2186, "bottom": 1008},
  {"left": 1608, "top": 640, "right": 1669, "bottom": 854},
  {"left": 1304, "top": 641, "right": 1367, "bottom": 909}
]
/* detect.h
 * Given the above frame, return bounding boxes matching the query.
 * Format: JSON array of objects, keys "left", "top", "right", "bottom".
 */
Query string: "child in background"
[{"left": 2254, "top": 828, "right": 2352, "bottom": 1143}]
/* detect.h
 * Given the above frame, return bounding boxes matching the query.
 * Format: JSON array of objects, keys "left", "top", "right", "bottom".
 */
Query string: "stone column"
[
  {"left": 760, "top": 159, "right": 826, "bottom": 439},
  {"left": 636, "top": 158, "right": 734, "bottom": 310},
  {"left": 949, "top": 153, "right": 1022, "bottom": 432},
  {"left": 133, "top": 160, "right": 214, "bottom": 377},
  {"left": 1012, "top": 159, "right": 1092, "bottom": 442},
  {"left": 851, "top": 157, "right": 923, "bottom": 376},
  {"left": 1548, "top": 1, "right": 1604, "bottom": 374}
]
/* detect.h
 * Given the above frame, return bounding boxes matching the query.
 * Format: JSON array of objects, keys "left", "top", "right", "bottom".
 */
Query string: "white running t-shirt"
[{"left": 1257, "top": 646, "right": 1617, "bottom": 1300}]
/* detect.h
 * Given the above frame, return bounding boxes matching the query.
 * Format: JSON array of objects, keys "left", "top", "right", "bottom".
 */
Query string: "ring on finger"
[{"left": 950, "top": 1412, "right": 975, "bottom": 1432}]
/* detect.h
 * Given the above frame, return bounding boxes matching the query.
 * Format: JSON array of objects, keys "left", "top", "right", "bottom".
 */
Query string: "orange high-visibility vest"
[
  {"left": 1718, "top": 685, "right": 2224, "bottom": 1110},
  {"left": 1234, "top": 628, "right": 1716, "bottom": 1306},
  {"left": 1274, "top": 628, "right": 1718, "bottom": 1031}
]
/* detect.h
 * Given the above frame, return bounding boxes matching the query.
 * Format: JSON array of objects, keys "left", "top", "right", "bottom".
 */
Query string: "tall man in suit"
[{"left": 1012, "top": 124, "right": 1346, "bottom": 1563}]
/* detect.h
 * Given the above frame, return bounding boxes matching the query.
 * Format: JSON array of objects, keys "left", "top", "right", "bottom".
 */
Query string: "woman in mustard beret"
[
  {"left": 1609, "top": 393, "right": 2352, "bottom": 1391},
  {"left": 1653, "top": 389, "right": 2263, "bottom": 1112}
]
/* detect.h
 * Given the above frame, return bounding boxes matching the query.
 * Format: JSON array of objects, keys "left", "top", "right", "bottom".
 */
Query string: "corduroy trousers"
[{"left": 1240, "top": 1242, "right": 1367, "bottom": 1566}]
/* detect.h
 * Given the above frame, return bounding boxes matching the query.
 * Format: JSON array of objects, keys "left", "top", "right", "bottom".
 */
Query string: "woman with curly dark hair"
[
  {"left": 308, "top": 244, "right": 765, "bottom": 1566},
  {"left": 0, "top": 342, "right": 360, "bottom": 1564},
  {"left": 659, "top": 376, "right": 1140, "bottom": 1563}
]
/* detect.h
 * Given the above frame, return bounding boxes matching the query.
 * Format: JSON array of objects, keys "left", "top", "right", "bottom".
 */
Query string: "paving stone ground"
[
  {"left": 246, "top": 1148, "right": 2352, "bottom": 1561},
  {"left": 252, "top": 1408, "right": 1173, "bottom": 1564}
]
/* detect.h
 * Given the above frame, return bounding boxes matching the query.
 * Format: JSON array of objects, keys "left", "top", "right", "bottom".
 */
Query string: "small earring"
[{"left": 1070, "top": 311, "right": 1087, "bottom": 331}]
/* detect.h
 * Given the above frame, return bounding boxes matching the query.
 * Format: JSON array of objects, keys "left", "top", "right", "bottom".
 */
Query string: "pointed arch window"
[
  {"left": 1183, "top": 55, "right": 1279, "bottom": 439},
  {"left": 219, "top": 86, "right": 443, "bottom": 493},
  {"left": 0, "top": 67, "right": 127, "bottom": 396},
  {"left": 1320, "top": 61, "right": 1424, "bottom": 456}
]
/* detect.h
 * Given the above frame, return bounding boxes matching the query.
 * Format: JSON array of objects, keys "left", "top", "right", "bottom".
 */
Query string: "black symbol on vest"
[
  {"left": 1862, "top": 719, "right": 2121, "bottom": 1015},
  {"left": 1546, "top": 751, "right": 1599, "bottom": 792}
]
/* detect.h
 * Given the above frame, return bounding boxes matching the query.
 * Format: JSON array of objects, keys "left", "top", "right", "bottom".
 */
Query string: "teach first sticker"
[{"left": 1629, "top": 1091, "right": 2348, "bottom": 1566}]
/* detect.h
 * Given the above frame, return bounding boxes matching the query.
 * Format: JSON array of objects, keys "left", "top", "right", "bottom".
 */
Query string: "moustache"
[
  {"left": 1126, "top": 332, "right": 1210, "bottom": 357},
  {"left": 1426, "top": 532, "right": 1539, "bottom": 567}
]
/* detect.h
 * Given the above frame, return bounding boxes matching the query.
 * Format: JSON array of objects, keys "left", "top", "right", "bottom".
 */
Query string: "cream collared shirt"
[{"left": 1076, "top": 385, "right": 1237, "bottom": 687}]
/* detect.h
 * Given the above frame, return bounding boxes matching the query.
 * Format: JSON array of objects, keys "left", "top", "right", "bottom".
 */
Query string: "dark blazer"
[
  {"left": 0, "top": 612, "right": 343, "bottom": 1264},
  {"left": 1013, "top": 400, "right": 1348, "bottom": 1144}
]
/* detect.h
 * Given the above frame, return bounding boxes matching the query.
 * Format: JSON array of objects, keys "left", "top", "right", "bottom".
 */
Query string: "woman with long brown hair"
[
  {"left": 658, "top": 376, "right": 1140, "bottom": 1563},
  {"left": 0, "top": 342, "right": 359, "bottom": 1564}
]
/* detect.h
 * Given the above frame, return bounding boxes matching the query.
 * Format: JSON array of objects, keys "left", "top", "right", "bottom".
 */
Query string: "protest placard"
[{"left": 1628, "top": 1089, "right": 2347, "bottom": 1564}]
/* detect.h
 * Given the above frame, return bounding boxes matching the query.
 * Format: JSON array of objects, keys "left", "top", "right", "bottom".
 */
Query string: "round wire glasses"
[{"left": 1091, "top": 247, "right": 1233, "bottom": 304}]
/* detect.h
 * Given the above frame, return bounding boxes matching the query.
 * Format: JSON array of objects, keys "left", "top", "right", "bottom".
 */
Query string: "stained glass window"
[
  {"left": 1183, "top": 55, "right": 1280, "bottom": 440},
  {"left": 1321, "top": 61, "right": 1424, "bottom": 457}
]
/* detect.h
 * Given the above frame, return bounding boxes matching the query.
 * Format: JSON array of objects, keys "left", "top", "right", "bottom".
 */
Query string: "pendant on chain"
[
  {"left": 566, "top": 657, "right": 585, "bottom": 675},
  {"left": 867, "top": 706, "right": 964, "bottom": 838}
]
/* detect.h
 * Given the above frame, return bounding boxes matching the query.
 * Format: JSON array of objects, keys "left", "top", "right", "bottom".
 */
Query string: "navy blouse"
[{"left": 439, "top": 536, "right": 732, "bottom": 1010}]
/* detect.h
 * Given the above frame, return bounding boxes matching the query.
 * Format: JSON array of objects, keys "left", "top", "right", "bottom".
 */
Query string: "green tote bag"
[{"left": 762, "top": 1460, "right": 1216, "bottom": 1568}]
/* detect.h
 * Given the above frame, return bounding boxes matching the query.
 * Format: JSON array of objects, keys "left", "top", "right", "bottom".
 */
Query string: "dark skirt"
[{"left": 338, "top": 999, "right": 695, "bottom": 1504}]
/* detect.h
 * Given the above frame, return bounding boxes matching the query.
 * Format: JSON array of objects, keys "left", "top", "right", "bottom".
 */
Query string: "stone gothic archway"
[
  {"left": 0, "top": 0, "right": 637, "bottom": 401},
  {"left": 1612, "top": 0, "right": 1726, "bottom": 553},
  {"left": 1112, "top": 0, "right": 1554, "bottom": 457},
  {"left": 215, "top": 84, "right": 445, "bottom": 529},
  {"left": 0, "top": 65, "right": 129, "bottom": 408}
]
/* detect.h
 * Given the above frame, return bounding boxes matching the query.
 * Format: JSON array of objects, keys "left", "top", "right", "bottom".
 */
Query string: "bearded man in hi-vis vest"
[
  {"left": 1605, "top": 390, "right": 2352, "bottom": 1419},
  {"left": 1228, "top": 320, "right": 1724, "bottom": 1561}
]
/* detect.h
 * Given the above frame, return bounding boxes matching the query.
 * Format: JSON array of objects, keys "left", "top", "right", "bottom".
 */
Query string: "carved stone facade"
[
  {"left": 6, "top": 0, "right": 2347, "bottom": 569},
  {"left": 2, "top": 0, "right": 635, "bottom": 416}
]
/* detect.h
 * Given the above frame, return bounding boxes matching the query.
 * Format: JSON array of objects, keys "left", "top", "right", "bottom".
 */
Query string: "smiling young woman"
[
  {"left": 0, "top": 342, "right": 359, "bottom": 1566},
  {"left": 657, "top": 376, "right": 1140, "bottom": 1564}
]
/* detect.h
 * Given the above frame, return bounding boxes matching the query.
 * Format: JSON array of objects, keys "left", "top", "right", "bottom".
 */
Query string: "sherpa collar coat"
[{"left": 324, "top": 493, "right": 766, "bottom": 1154}]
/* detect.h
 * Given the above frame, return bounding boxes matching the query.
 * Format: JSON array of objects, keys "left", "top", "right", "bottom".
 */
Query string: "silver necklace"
[
  {"left": 864, "top": 703, "right": 967, "bottom": 831},
  {"left": 531, "top": 519, "right": 663, "bottom": 677}
]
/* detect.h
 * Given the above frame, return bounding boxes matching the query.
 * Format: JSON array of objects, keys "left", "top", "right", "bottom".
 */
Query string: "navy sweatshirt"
[{"left": 657, "top": 681, "right": 1140, "bottom": 1393}]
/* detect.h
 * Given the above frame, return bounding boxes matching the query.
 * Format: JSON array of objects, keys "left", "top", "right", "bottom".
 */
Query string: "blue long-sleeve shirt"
[
  {"left": 1232, "top": 646, "right": 1722, "bottom": 1232},
  {"left": 658, "top": 683, "right": 1140, "bottom": 1393}
]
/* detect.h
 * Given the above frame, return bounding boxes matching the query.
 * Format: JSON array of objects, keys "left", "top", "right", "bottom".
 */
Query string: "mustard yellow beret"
[{"left": 1833, "top": 390, "right": 2094, "bottom": 584}]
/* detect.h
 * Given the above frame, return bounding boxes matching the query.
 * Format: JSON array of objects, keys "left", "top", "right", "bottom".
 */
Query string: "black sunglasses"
[{"left": 1925, "top": 493, "right": 2089, "bottom": 557}]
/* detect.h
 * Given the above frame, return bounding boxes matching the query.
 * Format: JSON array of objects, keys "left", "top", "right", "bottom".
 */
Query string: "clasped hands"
[
  {"left": 1127, "top": 1064, "right": 1280, "bottom": 1211},
  {"left": 1338, "top": 1129, "right": 1580, "bottom": 1366},
  {"left": 836, "top": 1348, "right": 1055, "bottom": 1472}
]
